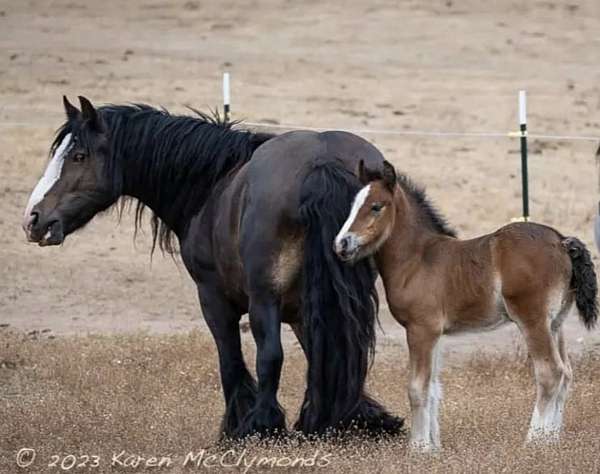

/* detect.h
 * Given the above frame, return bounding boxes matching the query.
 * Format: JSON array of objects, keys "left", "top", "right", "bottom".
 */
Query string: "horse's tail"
[
  {"left": 295, "top": 158, "right": 403, "bottom": 436},
  {"left": 563, "top": 236, "right": 598, "bottom": 330}
]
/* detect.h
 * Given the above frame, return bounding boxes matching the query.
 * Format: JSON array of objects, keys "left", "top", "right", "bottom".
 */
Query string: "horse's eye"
[
  {"left": 72, "top": 152, "right": 86, "bottom": 163},
  {"left": 371, "top": 203, "right": 384, "bottom": 213}
]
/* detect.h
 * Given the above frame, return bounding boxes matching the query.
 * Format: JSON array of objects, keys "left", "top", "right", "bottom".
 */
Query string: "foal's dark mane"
[
  {"left": 52, "top": 104, "right": 274, "bottom": 254},
  {"left": 396, "top": 173, "right": 456, "bottom": 238}
]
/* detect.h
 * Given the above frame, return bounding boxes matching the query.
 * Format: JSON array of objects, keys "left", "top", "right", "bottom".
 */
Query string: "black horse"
[{"left": 22, "top": 96, "right": 403, "bottom": 438}]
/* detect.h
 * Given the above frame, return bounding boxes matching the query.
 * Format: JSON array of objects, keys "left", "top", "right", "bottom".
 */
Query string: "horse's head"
[
  {"left": 22, "top": 96, "right": 117, "bottom": 246},
  {"left": 334, "top": 160, "right": 397, "bottom": 262}
]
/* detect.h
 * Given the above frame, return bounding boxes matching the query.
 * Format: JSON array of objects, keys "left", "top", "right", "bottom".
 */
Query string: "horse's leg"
[
  {"left": 196, "top": 282, "right": 256, "bottom": 439},
  {"left": 428, "top": 341, "right": 443, "bottom": 449},
  {"left": 554, "top": 326, "right": 572, "bottom": 427},
  {"left": 406, "top": 323, "right": 442, "bottom": 452},
  {"left": 516, "top": 318, "right": 566, "bottom": 443},
  {"left": 237, "top": 294, "right": 286, "bottom": 437},
  {"left": 290, "top": 322, "right": 306, "bottom": 351}
]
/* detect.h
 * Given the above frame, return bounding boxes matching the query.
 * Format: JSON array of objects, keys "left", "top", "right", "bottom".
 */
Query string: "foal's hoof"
[
  {"left": 408, "top": 440, "right": 439, "bottom": 455},
  {"left": 525, "top": 429, "right": 560, "bottom": 446}
]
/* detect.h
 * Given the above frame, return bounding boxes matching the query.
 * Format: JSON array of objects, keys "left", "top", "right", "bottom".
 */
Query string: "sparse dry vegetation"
[
  {"left": 1, "top": 328, "right": 599, "bottom": 473},
  {"left": 3, "top": 1, "right": 600, "bottom": 472}
]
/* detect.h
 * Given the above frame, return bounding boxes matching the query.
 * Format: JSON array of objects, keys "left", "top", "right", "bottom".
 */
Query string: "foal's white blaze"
[
  {"left": 23, "top": 133, "right": 72, "bottom": 223},
  {"left": 334, "top": 184, "right": 371, "bottom": 247}
]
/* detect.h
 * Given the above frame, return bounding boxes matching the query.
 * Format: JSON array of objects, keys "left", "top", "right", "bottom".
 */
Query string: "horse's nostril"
[
  {"left": 22, "top": 210, "right": 41, "bottom": 239},
  {"left": 340, "top": 237, "right": 349, "bottom": 251},
  {"left": 30, "top": 211, "right": 39, "bottom": 227}
]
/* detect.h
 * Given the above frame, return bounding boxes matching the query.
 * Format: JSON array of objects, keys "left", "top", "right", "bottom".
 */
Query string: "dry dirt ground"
[
  {"left": 1, "top": 330, "right": 600, "bottom": 473},
  {"left": 1, "top": 0, "right": 600, "bottom": 472}
]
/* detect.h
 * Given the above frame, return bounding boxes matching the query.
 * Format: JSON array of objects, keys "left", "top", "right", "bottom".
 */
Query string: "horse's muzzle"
[{"left": 23, "top": 211, "right": 64, "bottom": 246}]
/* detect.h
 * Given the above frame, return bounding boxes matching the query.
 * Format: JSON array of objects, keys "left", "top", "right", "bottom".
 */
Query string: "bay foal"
[{"left": 335, "top": 160, "right": 598, "bottom": 451}]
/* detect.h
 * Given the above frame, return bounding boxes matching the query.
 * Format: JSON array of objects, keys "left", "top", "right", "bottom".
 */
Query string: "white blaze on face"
[
  {"left": 23, "top": 133, "right": 73, "bottom": 221},
  {"left": 334, "top": 184, "right": 371, "bottom": 248}
]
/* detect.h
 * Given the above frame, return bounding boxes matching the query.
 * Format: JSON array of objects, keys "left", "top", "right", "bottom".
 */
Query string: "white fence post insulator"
[{"left": 223, "top": 72, "right": 231, "bottom": 122}]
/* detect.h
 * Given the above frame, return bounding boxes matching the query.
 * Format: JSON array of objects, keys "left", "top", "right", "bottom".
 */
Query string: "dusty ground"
[
  {"left": 1, "top": 329, "right": 600, "bottom": 473},
  {"left": 1, "top": 0, "right": 600, "bottom": 471}
]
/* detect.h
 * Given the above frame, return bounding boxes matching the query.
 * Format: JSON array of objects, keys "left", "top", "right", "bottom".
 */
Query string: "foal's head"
[
  {"left": 22, "top": 96, "right": 116, "bottom": 246},
  {"left": 334, "top": 160, "right": 398, "bottom": 262}
]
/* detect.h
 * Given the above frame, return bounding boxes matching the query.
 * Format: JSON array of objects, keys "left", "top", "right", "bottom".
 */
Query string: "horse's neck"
[
  {"left": 121, "top": 160, "right": 190, "bottom": 239},
  {"left": 375, "top": 191, "right": 445, "bottom": 281}
]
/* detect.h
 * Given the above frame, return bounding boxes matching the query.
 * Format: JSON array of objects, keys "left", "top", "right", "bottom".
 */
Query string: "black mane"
[
  {"left": 396, "top": 173, "right": 457, "bottom": 238},
  {"left": 52, "top": 104, "right": 274, "bottom": 254}
]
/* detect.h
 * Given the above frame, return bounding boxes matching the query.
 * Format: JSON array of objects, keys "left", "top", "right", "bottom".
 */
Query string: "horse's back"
[{"left": 243, "top": 130, "right": 384, "bottom": 220}]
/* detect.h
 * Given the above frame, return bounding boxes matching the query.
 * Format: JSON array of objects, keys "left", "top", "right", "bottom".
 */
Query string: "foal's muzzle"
[{"left": 334, "top": 233, "right": 360, "bottom": 262}]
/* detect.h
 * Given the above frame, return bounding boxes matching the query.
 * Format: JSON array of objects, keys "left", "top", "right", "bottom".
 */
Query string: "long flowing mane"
[
  {"left": 396, "top": 173, "right": 457, "bottom": 238},
  {"left": 51, "top": 105, "right": 274, "bottom": 254}
]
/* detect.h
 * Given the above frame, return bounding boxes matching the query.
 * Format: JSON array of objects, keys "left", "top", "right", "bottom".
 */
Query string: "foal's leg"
[
  {"left": 406, "top": 323, "right": 442, "bottom": 451},
  {"left": 554, "top": 327, "right": 572, "bottom": 427},
  {"left": 196, "top": 282, "right": 256, "bottom": 438},
  {"left": 429, "top": 342, "right": 443, "bottom": 449},
  {"left": 517, "top": 318, "right": 567, "bottom": 443}
]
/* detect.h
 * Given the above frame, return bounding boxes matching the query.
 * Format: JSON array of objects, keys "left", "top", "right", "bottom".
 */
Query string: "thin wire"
[
  {"left": 243, "top": 121, "right": 600, "bottom": 141},
  {"left": 2, "top": 119, "right": 599, "bottom": 142}
]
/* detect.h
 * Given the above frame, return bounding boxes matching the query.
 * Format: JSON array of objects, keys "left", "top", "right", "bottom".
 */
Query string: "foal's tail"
[
  {"left": 563, "top": 236, "right": 598, "bottom": 330},
  {"left": 295, "top": 158, "right": 403, "bottom": 436}
]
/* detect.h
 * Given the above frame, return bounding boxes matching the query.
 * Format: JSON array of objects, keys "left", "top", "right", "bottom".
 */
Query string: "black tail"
[
  {"left": 295, "top": 159, "right": 403, "bottom": 436},
  {"left": 563, "top": 237, "right": 598, "bottom": 330}
]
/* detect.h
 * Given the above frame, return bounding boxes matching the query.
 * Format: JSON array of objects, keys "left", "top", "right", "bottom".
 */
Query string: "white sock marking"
[
  {"left": 335, "top": 184, "right": 371, "bottom": 246},
  {"left": 429, "top": 341, "right": 443, "bottom": 449},
  {"left": 527, "top": 382, "right": 564, "bottom": 442},
  {"left": 24, "top": 133, "right": 72, "bottom": 219}
]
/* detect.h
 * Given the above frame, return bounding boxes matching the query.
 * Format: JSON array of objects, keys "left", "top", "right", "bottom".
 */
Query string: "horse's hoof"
[
  {"left": 234, "top": 404, "right": 287, "bottom": 440},
  {"left": 525, "top": 429, "right": 560, "bottom": 446},
  {"left": 408, "top": 440, "right": 438, "bottom": 454}
]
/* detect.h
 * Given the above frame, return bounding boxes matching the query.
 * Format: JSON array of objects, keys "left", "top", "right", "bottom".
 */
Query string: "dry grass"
[{"left": 1, "top": 328, "right": 599, "bottom": 473}]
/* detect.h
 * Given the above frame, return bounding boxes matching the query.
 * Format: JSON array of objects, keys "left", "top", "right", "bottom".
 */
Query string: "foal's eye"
[
  {"left": 371, "top": 203, "right": 384, "bottom": 213},
  {"left": 72, "top": 152, "right": 86, "bottom": 163}
]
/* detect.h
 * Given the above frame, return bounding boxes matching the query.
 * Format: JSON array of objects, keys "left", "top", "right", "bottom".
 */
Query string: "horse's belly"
[{"left": 443, "top": 292, "right": 511, "bottom": 335}]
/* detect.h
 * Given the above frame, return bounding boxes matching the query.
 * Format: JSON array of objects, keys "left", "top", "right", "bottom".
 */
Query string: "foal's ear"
[
  {"left": 78, "top": 96, "right": 103, "bottom": 132},
  {"left": 63, "top": 95, "right": 80, "bottom": 121},
  {"left": 382, "top": 160, "right": 397, "bottom": 192},
  {"left": 357, "top": 159, "right": 370, "bottom": 185}
]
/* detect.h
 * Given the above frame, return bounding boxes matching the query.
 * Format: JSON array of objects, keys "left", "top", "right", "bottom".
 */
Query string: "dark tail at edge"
[
  {"left": 295, "top": 158, "right": 404, "bottom": 436},
  {"left": 563, "top": 236, "right": 598, "bottom": 330}
]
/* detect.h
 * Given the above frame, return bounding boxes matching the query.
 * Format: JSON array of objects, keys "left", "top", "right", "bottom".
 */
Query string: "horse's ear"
[
  {"left": 357, "top": 159, "right": 370, "bottom": 185},
  {"left": 78, "top": 96, "right": 103, "bottom": 131},
  {"left": 63, "top": 95, "right": 79, "bottom": 121},
  {"left": 382, "top": 160, "right": 397, "bottom": 192}
]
